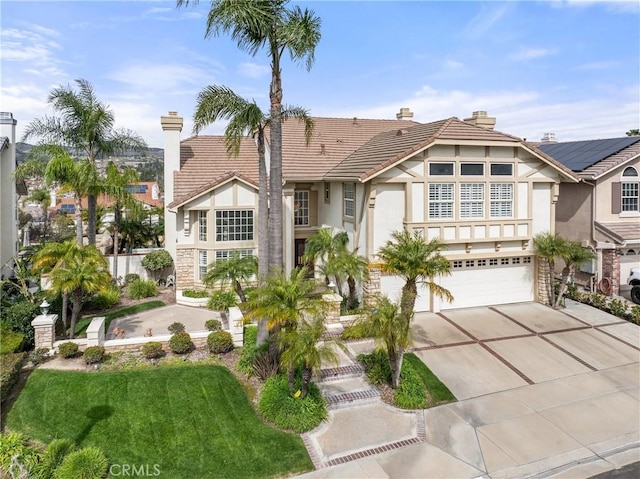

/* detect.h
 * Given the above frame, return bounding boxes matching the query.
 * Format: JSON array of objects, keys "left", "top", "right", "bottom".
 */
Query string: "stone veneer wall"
[
  {"left": 601, "top": 248, "right": 620, "bottom": 296},
  {"left": 363, "top": 268, "right": 381, "bottom": 307},
  {"left": 536, "top": 257, "right": 551, "bottom": 305},
  {"left": 31, "top": 314, "right": 58, "bottom": 350},
  {"left": 176, "top": 248, "right": 195, "bottom": 290}
]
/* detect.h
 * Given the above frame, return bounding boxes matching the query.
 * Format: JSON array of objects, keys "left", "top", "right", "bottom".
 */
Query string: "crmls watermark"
[{"left": 109, "top": 464, "right": 161, "bottom": 477}]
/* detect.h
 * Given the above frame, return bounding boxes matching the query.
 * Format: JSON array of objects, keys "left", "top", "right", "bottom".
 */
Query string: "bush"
[
  {"left": 1, "top": 301, "right": 38, "bottom": 349},
  {"left": 0, "top": 352, "right": 26, "bottom": 403},
  {"left": 123, "top": 273, "right": 140, "bottom": 286},
  {"left": 54, "top": 446, "right": 108, "bottom": 479},
  {"left": 38, "top": 438, "right": 75, "bottom": 479},
  {"left": 207, "top": 291, "right": 237, "bottom": 311},
  {"left": 608, "top": 298, "right": 628, "bottom": 318},
  {"left": 183, "top": 289, "right": 209, "bottom": 298},
  {"left": 237, "top": 325, "right": 259, "bottom": 375},
  {"left": 29, "top": 348, "right": 49, "bottom": 366},
  {"left": 141, "top": 250, "right": 173, "bottom": 272},
  {"left": 142, "top": 342, "right": 163, "bottom": 359},
  {"left": 394, "top": 360, "right": 427, "bottom": 409},
  {"left": 83, "top": 346, "right": 105, "bottom": 365},
  {"left": 58, "top": 341, "right": 79, "bottom": 359},
  {"left": 169, "top": 332, "right": 192, "bottom": 354},
  {"left": 0, "top": 323, "right": 23, "bottom": 354},
  {"left": 357, "top": 349, "right": 392, "bottom": 385},
  {"left": 258, "top": 374, "right": 327, "bottom": 433},
  {"left": 167, "top": 322, "right": 185, "bottom": 334},
  {"left": 631, "top": 305, "right": 640, "bottom": 325},
  {"left": 207, "top": 331, "right": 234, "bottom": 354},
  {"left": 127, "top": 279, "right": 158, "bottom": 300},
  {"left": 85, "top": 285, "right": 121, "bottom": 311},
  {"left": 205, "top": 319, "right": 222, "bottom": 331},
  {"left": 341, "top": 322, "right": 372, "bottom": 341},
  {"left": 0, "top": 431, "right": 41, "bottom": 475}
]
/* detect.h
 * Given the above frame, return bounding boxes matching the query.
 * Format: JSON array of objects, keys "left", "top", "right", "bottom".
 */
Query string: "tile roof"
[
  {"left": 168, "top": 171, "right": 257, "bottom": 209},
  {"left": 595, "top": 221, "right": 640, "bottom": 244}
]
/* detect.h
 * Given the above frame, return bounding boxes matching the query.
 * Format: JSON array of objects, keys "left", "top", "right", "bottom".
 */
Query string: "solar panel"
[{"left": 538, "top": 137, "right": 640, "bottom": 172}]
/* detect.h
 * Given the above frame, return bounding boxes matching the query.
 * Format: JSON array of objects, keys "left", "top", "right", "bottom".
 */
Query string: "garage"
[
  {"left": 619, "top": 248, "right": 640, "bottom": 281},
  {"left": 438, "top": 256, "right": 535, "bottom": 310},
  {"left": 380, "top": 275, "right": 431, "bottom": 312}
]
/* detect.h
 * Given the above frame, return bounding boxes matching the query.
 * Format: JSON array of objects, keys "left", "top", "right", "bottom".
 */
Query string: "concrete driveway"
[{"left": 300, "top": 300, "right": 640, "bottom": 479}]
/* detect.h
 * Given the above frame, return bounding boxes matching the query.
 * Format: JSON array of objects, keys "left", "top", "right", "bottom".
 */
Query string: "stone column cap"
[{"left": 31, "top": 314, "right": 58, "bottom": 327}]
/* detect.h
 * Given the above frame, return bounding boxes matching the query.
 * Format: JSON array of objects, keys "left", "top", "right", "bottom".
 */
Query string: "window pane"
[
  {"left": 460, "top": 163, "right": 484, "bottom": 176},
  {"left": 215, "top": 210, "right": 254, "bottom": 241},
  {"left": 344, "top": 183, "right": 355, "bottom": 217},
  {"left": 460, "top": 183, "right": 484, "bottom": 218},
  {"left": 429, "top": 163, "right": 454, "bottom": 176},
  {"left": 198, "top": 210, "right": 207, "bottom": 242},
  {"left": 428, "top": 183, "right": 454, "bottom": 219},
  {"left": 294, "top": 191, "right": 309, "bottom": 226},
  {"left": 621, "top": 182, "right": 639, "bottom": 211},
  {"left": 490, "top": 183, "right": 513, "bottom": 217},
  {"left": 491, "top": 163, "right": 513, "bottom": 176}
]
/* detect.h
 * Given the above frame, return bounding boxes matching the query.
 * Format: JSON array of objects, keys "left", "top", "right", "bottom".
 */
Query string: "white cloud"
[
  {"left": 509, "top": 48, "right": 555, "bottom": 61},
  {"left": 237, "top": 62, "right": 270, "bottom": 79},
  {"left": 464, "top": 2, "right": 513, "bottom": 38},
  {"left": 574, "top": 60, "right": 620, "bottom": 70},
  {"left": 552, "top": 0, "right": 640, "bottom": 13},
  {"left": 108, "top": 63, "right": 218, "bottom": 93}
]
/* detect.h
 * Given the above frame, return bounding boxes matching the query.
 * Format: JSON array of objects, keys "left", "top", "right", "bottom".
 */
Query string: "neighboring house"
[
  {"left": 539, "top": 136, "right": 640, "bottom": 295},
  {"left": 0, "top": 112, "right": 27, "bottom": 280},
  {"left": 162, "top": 110, "right": 578, "bottom": 312}
]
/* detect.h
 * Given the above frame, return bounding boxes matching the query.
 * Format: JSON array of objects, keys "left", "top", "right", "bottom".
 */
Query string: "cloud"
[
  {"left": 551, "top": 0, "right": 640, "bottom": 13},
  {"left": 237, "top": 62, "right": 270, "bottom": 79},
  {"left": 574, "top": 60, "right": 620, "bottom": 70},
  {"left": 509, "top": 48, "right": 555, "bottom": 61},
  {"left": 464, "top": 2, "right": 513, "bottom": 38},
  {"left": 108, "top": 63, "right": 219, "bottom": 93}
]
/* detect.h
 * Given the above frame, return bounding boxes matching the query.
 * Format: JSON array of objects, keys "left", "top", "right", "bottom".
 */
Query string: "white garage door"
[
  {"left": 619, "top": 249, "right": 640, "bottom": 280},
  {"left": 439, "top": 258, "right": 535, "bottom": 310},
  {"left": 380, "top": 275, "right": 430, "bottom": 312}
]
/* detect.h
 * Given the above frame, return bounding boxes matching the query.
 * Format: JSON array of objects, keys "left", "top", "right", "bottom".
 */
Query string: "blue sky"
[{"left": 1, "top": 0, "right": 638, "bottom": 148}]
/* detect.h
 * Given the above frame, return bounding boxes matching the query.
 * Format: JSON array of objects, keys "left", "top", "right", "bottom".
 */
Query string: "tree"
[
  {"left": 303, "top": 227, "right": 348, "bottom": 286},
  {"left": 22, "top": 79, "right": 147, "bottom": 245},
  {"left": 554, "top": 241, "right": 595, "bottom": 308},
  {"left": 331, "top": 248, "right": 369, "bottom": 312},
  {"left": 378, "top": 230, "right": 453, "bottom": 323},
  {"left": 626, "top": 129, "right": 640, "bottom": 136},
  {"left": 22, "top": 188, "right": 51, "bottom": 241},
  {"left": 203, "top": 251, "right": 257, "bottom": 303},
  {"left": 177, "top": 0, "right": 322, "bottom": 271},
  {"left": 533, "top": 232, "right": 565, "bottom": 306}
]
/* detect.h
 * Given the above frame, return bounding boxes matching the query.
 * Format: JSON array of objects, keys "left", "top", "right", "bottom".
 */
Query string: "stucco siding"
[{"left": 556, "top": 182, "right": 592, "bottom": 244}]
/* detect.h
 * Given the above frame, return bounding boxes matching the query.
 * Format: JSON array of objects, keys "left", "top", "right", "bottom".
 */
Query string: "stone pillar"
[
  {"left": 228, "top": 306, "right": 244, "bottom": 347},
  {"left": 363, "top": 268, "right": 381, "bottom": 307},
  {"left": 31, "top": 314, "right": 58, "bottom": 350},
  {"left": 176, "top": 248, "right": 195, "bottom": 290},
  {"left": 601, "top": 248, "right": 620, "bottom": 296},
  {"left": 86, "top": 317, "right": 105, "bottom": 347},
  {"left": 536, "top": 257, "right": 551, "bottom": 305},
  {"left": 322, "top": 293, "right": 342, "bottom": 324}
]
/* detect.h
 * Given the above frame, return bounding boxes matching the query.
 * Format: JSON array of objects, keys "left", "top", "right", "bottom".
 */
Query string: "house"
[
  {"left": 162, "top": 109, "right": 578, "bottom": 312},
  {"left": 539, "top": 136, "right": 640, "bottom": 295},
  {"left": 0, "top": 112, "right": 27, "bottom": 280}
]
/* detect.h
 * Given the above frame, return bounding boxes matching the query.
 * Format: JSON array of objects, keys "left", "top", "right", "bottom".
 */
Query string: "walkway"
[{"left": 299, "top": 301, "right": 640, "bottom": 478}]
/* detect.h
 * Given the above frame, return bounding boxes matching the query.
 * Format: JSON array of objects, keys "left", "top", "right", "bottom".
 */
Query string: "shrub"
[
  {"left": 58, "top": 341, "right": 79, "bottom": 359},
  {"left": 207, "top": 331, "right": 234, "bottom": 354},
  {"left": 251, "top": 350, "right": 280, "bottom": 380},
  {"left": 167, "top": 322, "right": 186, "bottom": 334},
  {"left": 141, "top": 249, "right": 173, "bottom": 271},
  {"left": 0, "top": 352, "right": 26, "bottom": 403},
  {"left": 182, "top": 289, "right": 208, "bottom": 298},
  {"left": 0, "top": 323, "right": 23, "bottom": 354},
  {"left": 83, "top": 346, "right": 105, "bottom": 365},
  {"left": 29, "top": 348, "right": 49, "bottom": 366},
  {"left": 124, "top": 273, "right": 140, "bottom": 286},
  {"left": 142, "top": 342, "right": 163, "bottom": 359},
  {"left": 608, "top": 298, "right": 628, "bottom": 318},
  {"left": 258, "top": 374, "right": 327, "bottom": 433},
  {"left": 357, "top": 349, "right": 392, "bottom": 386},
  {"left": 341, "top": 321, "right": 372, "bottom": 341},
  {"left": 0, "top": 432, "right": 41, "bottom": 475},
  {"left": 127, "top": 279, "right": 158, "bottom": 299},
  {"left": 205, "top": 319, "right": 222, "bottom": 331},
  {"left": 38, "top": 438, "right": 75, "bottom": 479},
  {"left": 631, "top": 305, "right": 640, "bottom": 325},
  {"left": 84, "top": 285, "right": 121, "bottom": 311},
  {"left": 54, "top": 446, "right": 108, "bottom": 479},
  {"left": 207, "top": 291, "right": 237, "bottom": 311},
  {"left": 394, "top": 360, "right": 427, "bottom": 409},
  {"left": 237, "top": 325, "right": 259, "bottom": 375},
  {"left": 169, "top": 332, "right": 192, "bottom": 354},
  {"left": 1, "top": 301, "right": 38, "bottom": 349}
]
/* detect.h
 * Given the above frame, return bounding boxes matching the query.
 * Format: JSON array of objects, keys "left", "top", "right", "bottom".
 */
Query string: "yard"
[{"left": 5, "top": 364, "right": 313, "bottom": 479}]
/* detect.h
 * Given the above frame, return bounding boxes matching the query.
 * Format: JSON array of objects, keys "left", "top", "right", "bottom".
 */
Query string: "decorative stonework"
[
  {"left": 602, "top": 249, "right": 620, "bottom": 296},
  {"left": 363, "top": 268, "right": 381, "bottom": 307},
  {"left": 536, "top": 258, "right": 551, "bottom": 305},
  {"left": 31, "top": 314, "right": 58, "bottom": 350},
  {"left": 322, "top": 293, "right": 342, "bottom": 324},
  {"left": 176, "top": 248, "right": 195, "bottom": 290}
]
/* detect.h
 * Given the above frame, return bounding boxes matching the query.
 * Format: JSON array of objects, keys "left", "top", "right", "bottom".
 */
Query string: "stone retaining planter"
[{"left": 176, "top": 290, "right": 209, "bottom": 308}]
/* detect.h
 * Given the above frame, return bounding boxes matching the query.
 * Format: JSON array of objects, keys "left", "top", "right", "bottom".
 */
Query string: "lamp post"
[{"left": 40, "top": 299, "right": 50, "bottom": 316}]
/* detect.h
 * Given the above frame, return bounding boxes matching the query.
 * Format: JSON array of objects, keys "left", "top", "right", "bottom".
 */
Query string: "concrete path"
[{"left": 299, "top": 301, "right": 640, "bottom": 479}]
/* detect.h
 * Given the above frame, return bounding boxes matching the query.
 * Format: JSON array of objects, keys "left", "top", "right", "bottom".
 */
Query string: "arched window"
[{"left": 621, "top": 166, "right": 639, "bottom": 212}]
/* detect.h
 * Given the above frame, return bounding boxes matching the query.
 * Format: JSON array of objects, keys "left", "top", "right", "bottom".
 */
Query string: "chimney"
[
  {"left": 0, "top": 112, "right": 18, "bottom": 279},
  {"left": 540, "top": 132, "right": 557, "bottom": 144},
  {"left": 160, "top": 111, "right": 183, "bottom": 264},
  {"left": 396, "top": 107, "right": 414, "bottom": 120},
  {"left": 464, "top": 111, "right": 496, "bottom": 130}
]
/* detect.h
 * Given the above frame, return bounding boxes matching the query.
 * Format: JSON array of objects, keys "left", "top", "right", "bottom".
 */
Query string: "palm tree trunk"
[
  {"left": 268, "top": 61, "right": 283, "bottom": 272},
  {"left": 301, "top": 365, "right": 312, "bottom": 398},
  {"left": 88, "top": 194, "right": 97, "bottom": 245},
  {"left": 69, "top": 288, "right": 83, "bottom": 339},
  {"left": 347, "top": 276, "right": 357, "bottom": 311},
  {"left": 257, "top": 133, "right": 270, "bottom": 345},
  {"left": 288, "top": 366, "right": 296, "bottom": 394},
  {"left": 113, "top": 204, "right": 121, "bottom": 281},
  {"left": 75, "top": 195, "right": 83, "bottom": 245},
  {"left": 554, "top": 266, "right": 571, "bottom": 309},
  {"left": 388, "top": 348, "right": 400, "bottom": 389},
  {"left": 400, "top": 279, "right": 417, "bottom": 322},
  {"left": 61, "top": 292, "right": 69, "bottom": 338},
  {"left": 234, "top": 280, "right": 246, "bottom": 303}
]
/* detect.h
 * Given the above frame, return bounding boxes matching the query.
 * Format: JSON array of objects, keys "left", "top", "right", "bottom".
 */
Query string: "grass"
[
  {"left": 5, "top": 365, "right": 313, "bottom": 479},
  {"left": 404, "top": 353, "right": 457, "bottom": 405},
  {"left": 73, "top": 300, "right": 165, "bottom": 337}
]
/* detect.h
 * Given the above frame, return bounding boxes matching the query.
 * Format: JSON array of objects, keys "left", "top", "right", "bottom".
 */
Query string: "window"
[
  {"left": 460, "top": 163, "right": 484, "bottom": 176},
  {"left": 460, "top": 183, "right": 484, "bottom": 218},
  {"left": 198, "top": 250, "right": 208, "bottom": 281},
  {"left": 466, "top": 260, "right": 475, "bottom": 267},
  {"left": 324, "top": 182, "right": 330, "bottom": 203},
  {"left": 429, "top": 163, "right": 454, "bottom": 176},
  {"left": 512, "top": 257, "right": 521, "bottom": 264},
  {"left": 198, "top": 210, "right": 208, "bottom": 242},
  {"left": 491, "top": 163, "right": 513, "bottom": 176},
  {"left": 215, "top": 210, "right": 254, "bottom": 241},
  {"left": 477, "top": 259, "right": 487, "bottom": 267},
  {"left": 428, "top": 183, "right": 454, "bottom": 219},
  {"left": 294, "top": 191, "right": 309, "bottom": 226},
  {"left": 490, "top": 183, "right": 513, "bottom": 217},
  {"left": 215, "top": 249, "right": 253, "bottom": 261},
  {"left": 343, "top": 183, "right": 355, "bottom": 217},
  {"left": 523, "top": 257, "right": 532, "bottom": 264},
  {"left": 489, "top": 259, "right": 498, "bottom": 266},
  {"left": 622, "top": 167, "right": 639, "bottom": 212},
  {"left": 453, "top": 260, "right": 463, "bottom": 269},
  {"left": 501, "top": 258, "right": 509, "bottom": 265}
]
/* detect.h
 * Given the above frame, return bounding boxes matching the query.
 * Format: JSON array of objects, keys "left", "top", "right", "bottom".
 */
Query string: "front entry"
[{"left": 294, "top": 238, "right": 313, "bottom": 276}]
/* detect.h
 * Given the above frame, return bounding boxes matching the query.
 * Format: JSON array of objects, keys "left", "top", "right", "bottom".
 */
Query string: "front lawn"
[{"left": 5, "top": 365, "right": 313, "bottom": 479}]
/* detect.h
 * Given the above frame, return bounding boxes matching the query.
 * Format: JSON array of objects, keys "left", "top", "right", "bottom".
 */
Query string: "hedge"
[{"left": 0, "top": 352, "right": 26, "bottom": 403}]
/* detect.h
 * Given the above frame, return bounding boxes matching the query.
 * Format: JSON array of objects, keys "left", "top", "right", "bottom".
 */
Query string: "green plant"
[
  {"left": 357, "top": 349, "right": 392, "bottom": 386},
  {"left": 0, "top": 323, "right": 24, "bottom": 354},
  {"left": 183, "top": 289, "right": 209, "bottom": 298},
  {"left": 207, "top": 291, "right": 237, "bottom": 311},
  {"left": 54, "top": 446, "right": 108, "bottom": 479},
  {"left": 141, "top": 249, "right": 173, "bottom": 272},
  {"left": 142, "top": 342, "right": 163, "bottom": 359},
  {"left": 403, "top": 353, "right": 456, "bottom": 405},
  {"left": 169, "top": 332, "right": 192, "bottom": 354},
  {"left": 29, "top": 348, "right": 49, "bottom": 366},
  {"left": 38, "top": 438, "right": 75, "bottom": 479},
  {"left": 258, "top": 374, "right": 327, "bottom": 433},
  {"left": 589, "top": 292, "right": 607, "bottom": 309},
  {"left": 631, "top": 305, "right": 640, "bottom": 325},
  {"left": 1, "top": 352, "right": 26, "bottom": 402},
  {"left": 126, "top": 279, "right": 158, "bottom": 299},
  {"left": 207, "top": 331, "right": 234, "bottom": 354},
  {"left": 205, "top": 319, "right": 222, "bottom": 331},
  {"left": 123, "top": 273, "right": 140, "bottom": 286},
  {"left": 237, "top": 325, "right": 259, "bottom": 375},
  {"left": 167, "top": 322, "right": 186, "bottom": 334},
  {"left": 251, "top": 350, "right": 279, "bottom": 380},
  {"left": 341, "top": 321, "right": 372, "bottom": 340},
  {"left": 86, "top": 285, "right": 121, "bottom": 311},
  {"left": 83, "top": 346, "right": 105, "bottom": 365},
  {"left": 58, "top": 341, "right": 79, "bottom": 359},
  {"left": 607, "top": 298, "right": 628, "bottom": 318},
  {"left": 1, "top": 301, "right": 39, "bottom": 349},
  {"left": 394, "top": 360, "right": 427, "bottom": 409},
  {"left": 0, "top": 432, "right": 41, "bottom": 475}
]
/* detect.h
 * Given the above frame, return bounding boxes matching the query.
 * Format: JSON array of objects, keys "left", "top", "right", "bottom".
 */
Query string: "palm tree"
[
  {"left": 203, "top": 251, "right": 257, "bottom": 303},
  {"left": 377, "top": 230, "right": 453, "bottom": 322},
  {"left": 533, "top": 232, "right": 565, "bottom": 306},
  {"left": 554, "top": 241, "right": 595, "bottom": 308},
  {"left": 303, "top": 227, "right": 349, "bottom": 286},
  {"left": 177, "top": 0, "right": 322, "bottom": 271},
  {"left": 23, "top": 187, "right": 51, "bottom": 240},
  {"left": 22, "top": 79, "right": 147, "bottom": 245},
  {"left": 279, "top": 315, "right": 339, "bottom": 397},
  {"left": 331, "top": 248, "right": 369, "bottom": 311}
]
